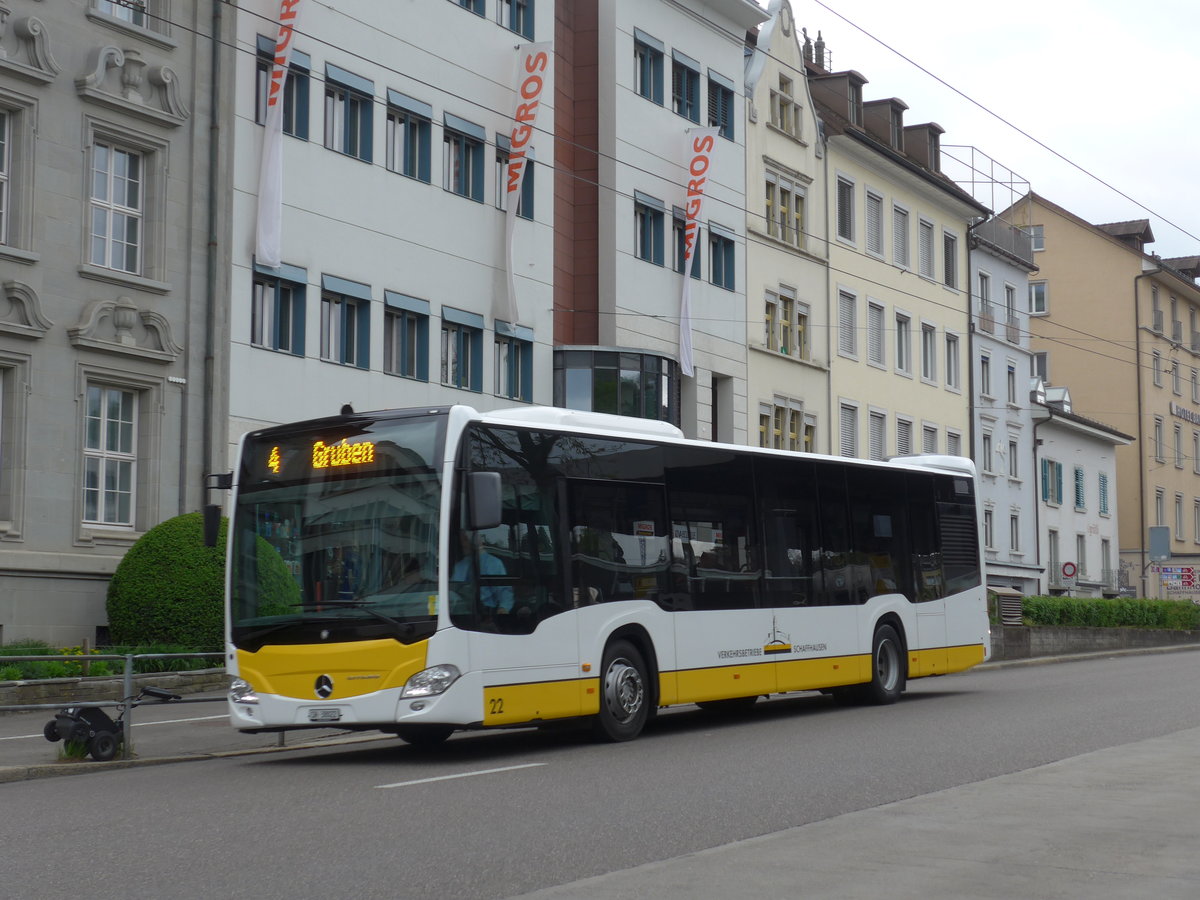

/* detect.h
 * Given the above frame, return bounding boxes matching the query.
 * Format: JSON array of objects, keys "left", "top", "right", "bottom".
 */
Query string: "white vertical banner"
[
  {"left": 679, "top": 127, "right": 719, "bottom": 378},
  {"left": 502, "top": 41, "right": 552, "bottom": 326},
  {"left": 255, "top": 0, "right": 305, "bottom": 269}
]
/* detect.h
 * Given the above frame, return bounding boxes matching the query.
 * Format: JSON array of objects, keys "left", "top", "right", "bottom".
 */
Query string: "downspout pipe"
[
  {"left": 204, "top": 0, "right": 222, "bottom": 488},
  {"left": 1133, "top": 267, "right": 1160, "bottom": 597}
]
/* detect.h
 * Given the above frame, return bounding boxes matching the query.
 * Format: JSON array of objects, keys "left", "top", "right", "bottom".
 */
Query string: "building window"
[
  {"left": 867, "top": 302, "right": 885, "bottom": 367},
  {"left": 1155, "top": 489, "right": 1165, "bottom": 527},
  {"left": 709, "top": 227, "right": 734, "bottom": 290},
  {"left": 1192, "top": 369, "right": 1199, "bottom": 403},
  {"left": 443, "top": 117, "right": 485, "bottom": 201},
  {"left": 1099, "top": 471, "right": 1110, "bottom": 516},
  {"left": 457, "top": 0, "right": 484, "bottom": 14},
  {"left": 918, "top": 220, "right": 934, "bottom": 278},
  {"left": 922, "top": 425, "right": 938, "bottom": 455},
  {"left": 1175, "top": 424, "right": 1185, "bottom": 468},
  {"left": 895, "top": 313, "right": 911, "bottom": 375},
  {"left": 383, "top": 292, "right": 429, "bottom": 381},
  {"left": 1173, "top": 361, "right": 1182, "bottom": 396},
  {"left": 1176, "top": 494, "right": 1186, "bottom": 541},
  {"left": 0, "top": 108, "right": 12, "bottom": 245},
  {"left": 635, "top": 194, "right": 665, "bottom": 265},
  {"left": 497, "top": 0, "right": 534, "bottom": 39},
  {"left": 83, "top": 385, "right": 136, "bottom": 526},
  {"left": 1152, "top": 351, "right": 1162, "bottom": 387},
  {"left": 496, "top": 143, "right": 534, "bottom": 219},
  {"left": 89, "top": 143, "right": 142, "bottom": 274},
  {"left": 1007, "top": 364, "right": 1017, "bottom": 404},
  {"left": 495, "top": 324, "right": 533, "bottom": 401},
  {"left": 672, "top": 53, "right": 700, "bottom": 123},
  {"left": 759, "top": 398, "right": 803, "bottom": 451},
  {"left": 673, "top": 209, "right": 701, "bottom": 278},
  {"left": 634, "top": 31, "right": 664, "bottom": 105},
  {"left": 1033, "top": 352, "right": 1049, "bottom": 382},
  {"left": 386, "top": 94, "right": 432, "bottom": 182},
  {"left": 1011, "top": 515, "right": 1021, "bottom": 553},
  {"left": 324, "top": 67, "right": 373, "bottom": 162},
  {"left": 766, "top": 290, "right": 804, "bottom": 357},
  {"left": 920, "top": 323, "right": 937, "bottom": 382},
  {"left": 896, "top": 417, "right": 913, "bottom": 455},
  {"left": 1076, "top": 534, "right": 1087, "bottom": 578},
  {"left": 943, "top": 231, "right": 958, "bottom": 288},
  {"left": 1194, "top": 432, "right": 1200, "bottom": 476},
  {"left": 320, "top": 284, "right": 370, "bottom": 369},
  {"left": 1008, "top": 439, "right": 1019, "bottom": 478},
  {"left": 839, "top": 403, "right": 858, "bottom": 458},
  {"left": 865, "top": 191, "right": 883, "bottom": 256},
  {"left": 251, "top": 270, "right": 305, "bottom": 355},
  {"left": 892, "top": 205, "right": 909, "bottom": 268},
  {"left": 868, "top": 411, "right": 886, "bottom": 461},
  {"left": 95, "top": 0, "right": 152, "bottom": 29},
  {"left": 836, "top": 177, "right": 855, "bottom": 242},
  {"left": 838, "top": 290, "right": 857, "bottom": 358},
  {"left": 1030, "top": 225, "right": 1044, "bottom": 251},
  {"left": 770, "top": 74, "right": 800, "bottom": 137},
  {"left": 1029, "top": 281, "right": 1047, "bottom": 314},
  {"left": 981, "top": 432, "right": 993, "bottom": 474},
  {"left": 980, "top": 354, "right": 991, "bottom": 395},
  {"left": 983, "top": 509, "right": 994, "bottom": 550},
  {"left": 1074, "top": 466, "right": 1086, "bottom": 510},
  {"left": 946, "top": 333, "right": 960, "bottom": 390},
  {"left": 1041, "top": 458, "right": 1064, "bottom": 505},
  {"left": 1154, "top": 416, "right": 1164, "bottom": 461},
  {"left": 765, "top": 172, "right": 804, "bottom": 248},
  {"left": 946, "top": 430, "right": 962, "bottom": 455},
  {"left": 255, "top": 37, "right": 311, "bottom": 138},
  {"left": 977, "top": 271, "right": 991, "bottom": 314},
  {"left": 554, "top": 349, "right": 679, "bottom": 425},
  {"left": 708, "top": 73, "right": 734, "bottom": 140},
  {"left": 441, "top": 310, "right": 484, "bottom": 391}
]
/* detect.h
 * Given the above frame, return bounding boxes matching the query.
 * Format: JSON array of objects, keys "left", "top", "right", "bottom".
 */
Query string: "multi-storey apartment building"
[
  {"left": 1033, "top": 385, "right": 1131, "bottom": 597},
  {"left": 228, "top": 0, "right": 556, "bottom": 461},
  {"left": 743, "top": 1, "right": 828, "bottom": 451},
  {"left": 804, "top": 43, "right": 988, "bottom": 459},
  {"left": 1013, "top": 193, "right": 1200, "bottom": 598},
  {"left": 553, "top": 0, "right": 767, "bottom": 442},
  {"left": 0, "top": 1, "right": 224, "bottom": 644}
]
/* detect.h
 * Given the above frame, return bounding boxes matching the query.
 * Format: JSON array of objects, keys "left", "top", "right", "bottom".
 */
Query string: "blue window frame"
[
  {"left": 386, "top": 91, "right": 431, "bottom": 182},
  {"left": 634, "top": 192, "right": 665, "bottom": 266},
  {"left": 456, "top": 0, "right": 484, "bottom": 14},
  {"left": 320, "top": 275, "right": 370, "bottom": 368},
  {"left": 673, "top": 209, "right": 701, "bottom": 280},
  {"left": 709, "top": 225, "right": 735, "bottom": 290},
  {"left": 384, "top": 291, "right": 429, "bottom": 381},
  {"left": 444, "top": 114, "right": 485, "bottom": 202},
  {"left": 324, "top": 65, "right": 373, "bottom": 162},
  {"left": 255, "top": 36, "right": 310, "bottom": 139},
  {"left": 498, "top": 0, "right": 534, "bottom": 39},
  {"left": 634, "top": 29, "right": 664, "bottom": 105},
  {"left": 708, "top": 70, "right": 734, "bottom": 140},
  {"left": 496, "top": 135, "right": 534, "bottom": 219},
  {"left": 672, "top": 51, "right": 700, "bottom": 123},
  {"left": 495, "top": 322, "right": 534, "bottom": 402},
  {"left": 441, "top": 307, "right": 484, "bottom": 391},
  {"left": 252, "top": 263, "right": 306, "bottom": 355}
]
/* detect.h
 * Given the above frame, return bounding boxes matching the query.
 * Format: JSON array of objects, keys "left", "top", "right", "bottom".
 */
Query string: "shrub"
[
  {"left": 106, "top": 512, "right": 228, "bottom": 649},
  {"left": 1021, "top": 595, "right": 1200, "bottom": 630}
]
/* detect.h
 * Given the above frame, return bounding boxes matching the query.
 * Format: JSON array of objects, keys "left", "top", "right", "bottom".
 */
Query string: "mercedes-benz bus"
[{"left": 225, "top": 404, "right": 989, "bottom": 744}]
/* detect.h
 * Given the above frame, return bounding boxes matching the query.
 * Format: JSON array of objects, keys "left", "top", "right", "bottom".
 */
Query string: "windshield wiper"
[{"left": 299, "top": 600, "right": 409, "bottom": 632}]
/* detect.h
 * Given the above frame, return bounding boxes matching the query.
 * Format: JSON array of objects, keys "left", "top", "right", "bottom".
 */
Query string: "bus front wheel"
[
  {"left": 862, "top": 624, "right": 905, "bottom": 705},
  {"left": 592, "top": 640, "right": 649, "bottom": 742}
]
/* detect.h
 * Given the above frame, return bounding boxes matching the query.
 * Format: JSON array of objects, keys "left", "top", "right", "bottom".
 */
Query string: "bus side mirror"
[{"left": 468, "top": 471, "right": 502, "bottom": 531}]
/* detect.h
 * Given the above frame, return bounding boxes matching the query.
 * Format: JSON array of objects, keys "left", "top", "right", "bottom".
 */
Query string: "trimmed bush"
[{"left": 1021, "top": 595, "right": 1200, "bottom": 630}]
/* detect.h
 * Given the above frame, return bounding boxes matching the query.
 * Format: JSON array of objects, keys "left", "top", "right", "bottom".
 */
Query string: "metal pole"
[{"left": 122, "top": 654, "right": 135, "bottom": 760}]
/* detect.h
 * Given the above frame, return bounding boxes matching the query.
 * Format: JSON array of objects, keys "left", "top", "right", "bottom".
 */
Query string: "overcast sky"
[{"left": 777, "top": 0, "right": 1200, "bottom": 260}]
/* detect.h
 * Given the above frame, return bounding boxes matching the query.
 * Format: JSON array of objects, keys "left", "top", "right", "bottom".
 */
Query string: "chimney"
[
  {"left": 814, "top": 31, "right": 825, "bottom": 69},
  {"left": 802, "top": 28, "right": 813, "bottom": 65}
]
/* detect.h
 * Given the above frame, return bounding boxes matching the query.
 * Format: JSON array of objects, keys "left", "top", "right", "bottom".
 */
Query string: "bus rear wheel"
[
  {"left": 861, "top": 624, "right": 905, "bottom": 705},
  {"left": 592, "top": 640, "right": 649, "bottom": 742}
]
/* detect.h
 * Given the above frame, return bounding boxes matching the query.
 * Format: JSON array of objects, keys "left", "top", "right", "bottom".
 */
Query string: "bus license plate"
[{"left": 308, "top": 708, "right": 342, "bottom": 723}]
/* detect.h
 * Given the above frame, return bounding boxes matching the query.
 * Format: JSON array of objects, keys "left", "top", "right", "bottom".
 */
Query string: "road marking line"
[
  {"left": 376, "top": 762, "right": 546, "bottom": 789},
  {"left": 0, "top": 714, "right": 228, "bottom": 741}
]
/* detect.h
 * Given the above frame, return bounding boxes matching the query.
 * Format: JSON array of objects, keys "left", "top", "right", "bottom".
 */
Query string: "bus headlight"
[
  {"left": 401, "top": 664, "right": 461, "bottom": 698},
  {"left": 229, "top": 678, "right": 260, "bottom": 705}
]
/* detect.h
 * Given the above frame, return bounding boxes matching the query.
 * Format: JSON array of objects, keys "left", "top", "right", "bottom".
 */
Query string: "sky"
[{"left": 770, "top": 0, "right": 1200, "bottom": 261}]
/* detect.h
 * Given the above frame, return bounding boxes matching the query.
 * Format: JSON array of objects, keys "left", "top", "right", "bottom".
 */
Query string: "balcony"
[
  {"left": 1153, "top": 309, "right": 1164, "bottom": 333},
  {"left": 1006, "top": 314, "right": 1020, "bottom": 344},
  {"left": 978, "top": 304, "right": 996, "bottom": 334},
  {"left": 1173, "top": 321, "right": 1183, "bottom": 343}
]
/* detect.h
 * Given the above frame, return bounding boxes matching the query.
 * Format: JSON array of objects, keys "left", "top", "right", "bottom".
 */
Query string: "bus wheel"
[
  {"left": 395, "top": 725, "right": 454, "bottom": 747},
  {"left": 862, "top": 624, "right": 905, "bottom": 705},
  {"left": 592, "top": 640, "right": 649, "bottom": 742}
]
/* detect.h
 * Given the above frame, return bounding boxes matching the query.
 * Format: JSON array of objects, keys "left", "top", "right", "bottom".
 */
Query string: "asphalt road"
[{"left": 3, "top": 652, "right": 1199, "bottom": 899}]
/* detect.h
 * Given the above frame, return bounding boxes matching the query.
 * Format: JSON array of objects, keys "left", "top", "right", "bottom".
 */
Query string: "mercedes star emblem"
[{"left": 315, "top": 674, "right": 334, "bottom": 699}]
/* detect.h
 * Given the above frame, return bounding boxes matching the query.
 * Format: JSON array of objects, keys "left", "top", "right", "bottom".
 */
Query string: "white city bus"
[{"left": 226, "top": 405, "right": 989, "bottom": 744}]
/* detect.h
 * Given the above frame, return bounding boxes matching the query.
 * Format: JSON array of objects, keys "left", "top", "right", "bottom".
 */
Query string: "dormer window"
[
  {"left": 928, "top": 130, "right": 940, "bottom": 171},
  {"left": 890, "top": 107, "right": 904, "bottom": 150},
  {"left": 848, "top": 81, "right": 862, "bottom": 126}
]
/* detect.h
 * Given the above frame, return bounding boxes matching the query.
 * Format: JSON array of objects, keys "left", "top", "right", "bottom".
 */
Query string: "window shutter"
[
  {"left": 840, "top": 406, "right": 857, "bottom": 457},
  {"left": 866, "top": 194, "right": 882, "bottom": 254},
  {"left": 896, "top": 420, "right": 912, "bottom": 456},
  {"left": 1054, "top": 462, "right": 1064, "bottom": 505},
  {"left": 869, "top": 413, "right": 885, "bottom": 461},
  {"left": 1041, "top": 458, "right": 1050, "bottom": 502},
  {"left": 839, "top": 292, "right": 856, "bottom": 355},
  {"left": 837, "top": 179, "right": 853, "bottom": 240},
  {"left": 867, "top": 304, "right": 883, "bottom": 364}
]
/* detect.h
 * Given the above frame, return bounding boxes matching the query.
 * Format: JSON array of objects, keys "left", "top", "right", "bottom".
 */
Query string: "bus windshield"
[{"left": 229, "top": 412, "right": 446, "bottom": 649}]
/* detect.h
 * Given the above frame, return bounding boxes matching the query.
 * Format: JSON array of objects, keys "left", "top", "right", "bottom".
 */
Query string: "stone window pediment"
[
  {"left": 0, "top": 14, "right": 63, "bottom": 84},
  {"left": 0, "top": 281, "right": 52, "bottom": 339},
  {"left": 75, "top": 45, "right": 189, "bottom": 127},
  {"left": 69, "top": 296, "right": 181, "bottom": 363}
]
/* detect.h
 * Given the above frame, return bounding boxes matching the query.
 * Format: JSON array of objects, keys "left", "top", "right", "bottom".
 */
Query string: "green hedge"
[{"left": 1021, "top": 595, "right": 1200, "bottom": 630}]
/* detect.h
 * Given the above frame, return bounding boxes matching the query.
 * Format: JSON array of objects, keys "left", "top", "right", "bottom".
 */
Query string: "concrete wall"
[{"left": 990, "top": 625, "right": 1200, "bottom": 660}]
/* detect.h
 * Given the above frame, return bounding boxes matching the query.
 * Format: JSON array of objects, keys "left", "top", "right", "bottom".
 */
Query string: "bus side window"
[
  {"left": 907, "top": 473, "right": 944, "bottom": 602},
  {"left": 567, "top": 480, "right": 669, "bottom": 606},
  {"left": 754, "top": 457, "right": 819, "bottom": 608}
]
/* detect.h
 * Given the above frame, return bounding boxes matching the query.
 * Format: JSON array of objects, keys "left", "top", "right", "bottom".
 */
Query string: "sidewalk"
[{"left": 0, "top": 693, "right": 391, "bottom": 783}]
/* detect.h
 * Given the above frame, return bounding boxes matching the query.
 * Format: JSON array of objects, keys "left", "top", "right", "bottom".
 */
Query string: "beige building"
[
  {"left": 804, "top": 42, "right": 988, "bottom": 459},
  {"left": 1013, "top": 193, "right": 1200, "bottom": 598},
  {"left": 743, "top": 1, "right": 828, "bottom": 452}
]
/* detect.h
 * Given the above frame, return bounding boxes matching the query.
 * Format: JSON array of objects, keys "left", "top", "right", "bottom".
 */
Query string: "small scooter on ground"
[{"left": 43, "top": 686, "right": 182, "bottom": 761}]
